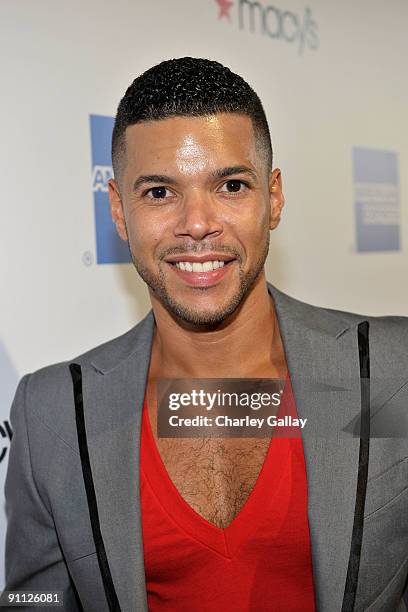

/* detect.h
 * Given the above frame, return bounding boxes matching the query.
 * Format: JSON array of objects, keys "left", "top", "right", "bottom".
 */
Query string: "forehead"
[{"left": 124, "top": 113, "right": 259, "bottom": 173}]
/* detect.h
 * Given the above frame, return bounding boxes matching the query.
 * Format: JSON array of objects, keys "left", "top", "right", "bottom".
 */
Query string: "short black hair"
[{"left": 111, "top": 57, "right": 273, "bottom": 183}]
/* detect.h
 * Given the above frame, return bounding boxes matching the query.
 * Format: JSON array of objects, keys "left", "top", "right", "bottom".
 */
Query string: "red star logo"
[{"left": 215, "top": 0, "right": 234, "bottom": 20}]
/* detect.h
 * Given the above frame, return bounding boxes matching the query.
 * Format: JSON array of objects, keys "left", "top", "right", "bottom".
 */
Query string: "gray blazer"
[{"left": 4, "top": 282, "right": 408, "bottom": 612}]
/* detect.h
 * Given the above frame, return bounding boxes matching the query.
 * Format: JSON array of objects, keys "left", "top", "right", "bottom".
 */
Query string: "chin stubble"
[{"left": 127, "top": 235, "right": 270, "bottom": 327}]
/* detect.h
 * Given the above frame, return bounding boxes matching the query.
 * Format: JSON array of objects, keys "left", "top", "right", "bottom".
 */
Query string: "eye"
[
  {"left": 219, "top": 180, "right": 248, "bottom": 194},
  {"left": 145, "top": 186, "right": 173, "bottom": 199}
]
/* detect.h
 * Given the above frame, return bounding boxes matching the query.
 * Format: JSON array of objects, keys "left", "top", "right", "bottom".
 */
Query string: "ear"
[
  {"left": 268, "top": 168, "right": 285, "bottom": 230},
  {"left": 108, "top": 179, "right": 128, "bottom": 241}
]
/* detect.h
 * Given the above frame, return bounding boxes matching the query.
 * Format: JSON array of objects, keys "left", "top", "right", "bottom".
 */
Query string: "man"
[{"left": 4, "top": 57, "right": 408, "bottom": 612}]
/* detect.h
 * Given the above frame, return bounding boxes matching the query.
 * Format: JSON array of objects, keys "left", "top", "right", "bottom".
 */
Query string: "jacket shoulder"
[
  {"left": 280, "top": 289, "right": 408, "bottom": 373},
  {"left": 322, "top": 303, "right": 408, "bottom": 343},
  {"left": 276, "top": 283, "right": 407, "bottom": 328},
  {"left": 15, "top": 309, "right": 155, "bottom": 434},
  {"left": 29, "top": 308, "right": 154, "bottom": 377},
  {"left": 268, "top": 283, "right": 408, "bottom": 355}
]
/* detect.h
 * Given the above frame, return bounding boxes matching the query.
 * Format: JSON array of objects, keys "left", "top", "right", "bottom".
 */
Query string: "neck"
[{"left": 148, "top": 274, "right": 286, "bottom": 379}]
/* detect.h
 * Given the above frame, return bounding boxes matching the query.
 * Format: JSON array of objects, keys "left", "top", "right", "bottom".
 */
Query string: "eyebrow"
[{"left": 132, "top": 166, "right": 258, "bottom": 192}]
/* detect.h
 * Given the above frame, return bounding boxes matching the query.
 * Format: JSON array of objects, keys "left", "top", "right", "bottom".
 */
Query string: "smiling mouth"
[
  {"left": 167, "top": 259, "right": 235, "bottom": 272},
  {"left": 164, "top": 257, "right": 237, "bottom": 288}
]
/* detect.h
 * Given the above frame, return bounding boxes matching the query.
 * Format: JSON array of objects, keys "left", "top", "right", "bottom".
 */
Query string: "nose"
[{"left": 173, "top": 189, "right": 223, "bottom": 241}]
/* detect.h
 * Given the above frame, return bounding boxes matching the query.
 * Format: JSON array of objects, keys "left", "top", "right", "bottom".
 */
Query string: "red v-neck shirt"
[{"left": 140, "top": 373, "right": 316, "bottom": 611}]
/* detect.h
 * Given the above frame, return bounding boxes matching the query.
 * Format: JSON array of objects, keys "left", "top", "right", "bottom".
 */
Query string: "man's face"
[{"left": 108, "top": 113, "right": 284, "bottom": 327}]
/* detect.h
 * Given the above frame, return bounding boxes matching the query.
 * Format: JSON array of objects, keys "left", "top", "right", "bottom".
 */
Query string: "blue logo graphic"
[
  {"left": 353, "top": 147, "right": 400, "bottom": 253},
  {"left": 90, "top": 114, "right": 131, "bottom": 264}
]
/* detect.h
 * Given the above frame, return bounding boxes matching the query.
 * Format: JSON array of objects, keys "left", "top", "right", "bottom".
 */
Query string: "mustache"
[{"left": 160, "top": 244, "right": 242, "bottom": 262}]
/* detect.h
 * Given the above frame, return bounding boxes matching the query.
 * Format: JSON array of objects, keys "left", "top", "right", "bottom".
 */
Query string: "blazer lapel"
[
  {"left": 267, "top": 282, "right": 364, "bottom": 612},
  {"left": 77, "top": 311, "right": 156, "bottom": 612}
]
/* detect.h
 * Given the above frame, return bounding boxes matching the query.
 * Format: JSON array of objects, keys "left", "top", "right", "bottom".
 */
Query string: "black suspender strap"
[
  {"left": 341, "top": 321, "right": 371, "bottom": 611},
  {"left": 69, "top": 363, "right": 122, "bottom": 612}
]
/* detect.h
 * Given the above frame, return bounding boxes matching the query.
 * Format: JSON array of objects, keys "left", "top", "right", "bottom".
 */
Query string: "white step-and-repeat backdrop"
[{"left": 1, "top": 0, "right": 407, "bottom": 586}]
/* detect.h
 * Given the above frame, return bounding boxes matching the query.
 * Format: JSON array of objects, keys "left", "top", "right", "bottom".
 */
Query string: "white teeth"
[{"left": 174, "top": 260, "right": 228, "bottom": 272}]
